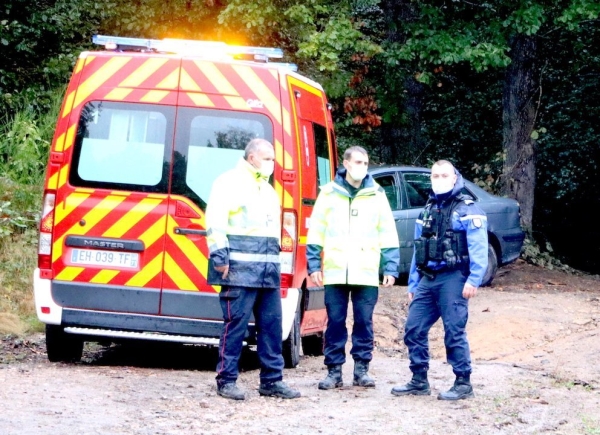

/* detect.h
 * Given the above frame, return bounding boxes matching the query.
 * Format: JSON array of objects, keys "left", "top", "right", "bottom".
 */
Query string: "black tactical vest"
[{"left": 414, "top": 194, "right": 470, "bottom": 269}]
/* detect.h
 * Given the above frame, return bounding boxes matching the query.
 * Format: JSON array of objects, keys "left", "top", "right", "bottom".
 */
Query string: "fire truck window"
[
  {"left": 173, "top": 108, "right": 273, "bottom": 209},
  {"left": 313, "top": 123, "right": 331, "bottom": 186},
  {"left": 70, "top": 101, "right": 173, "bottom": 192}
]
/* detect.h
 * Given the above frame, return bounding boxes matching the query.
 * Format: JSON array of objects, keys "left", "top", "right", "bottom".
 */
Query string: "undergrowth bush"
[{"left": 0, "top": 88, "right": 63, "bottom": 332}]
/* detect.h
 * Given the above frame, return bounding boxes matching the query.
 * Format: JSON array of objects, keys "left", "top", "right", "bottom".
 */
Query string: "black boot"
[
  {"left": 353, "top": 360, "right": 375, "bottom": 388},
  {"left": 390, "top": 372, "right": 431, "bottom": 396},
  {"left": 437, "top": 375, "right": 474, "bottom": 400},
  {"left": 318, "top": 365, "right": 343, "bottom": 390},
  {"left": 217, "top": 382, "right": 246, "bottom": 400},
  {"left": 259, "top": 380, "right": 301, "bottom": 399}
]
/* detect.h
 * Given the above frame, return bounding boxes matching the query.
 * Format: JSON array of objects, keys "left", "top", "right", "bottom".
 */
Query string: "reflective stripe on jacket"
[
  {"left": 306, "top": 170, "right": 400, "bottom": 287},
  {"left": 408, "top": 172, "right": 488, "bottom": 292},
  {"left": 205, "top": 158, "right": 281, "bottom": 288}
]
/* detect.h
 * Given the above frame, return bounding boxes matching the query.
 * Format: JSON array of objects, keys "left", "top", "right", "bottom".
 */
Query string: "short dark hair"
[{"left": 343, "top": 146, "right": 368, "bottom": 161}]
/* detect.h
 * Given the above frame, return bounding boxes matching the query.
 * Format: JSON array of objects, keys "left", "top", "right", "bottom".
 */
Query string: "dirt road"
[{"left": 1, "top": 261, "right": 600, "bottom": 434}]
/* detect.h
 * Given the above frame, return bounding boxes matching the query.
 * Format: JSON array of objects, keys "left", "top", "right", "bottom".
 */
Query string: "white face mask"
[
  {"left": 431, "top": 178, "right": 455, "bottom": 195},
  {"left": 347, "top": 164, "right": 368, "bottom": 182},
  {"left": 258, "top": 160, "right": 274, "bottom": 178}
]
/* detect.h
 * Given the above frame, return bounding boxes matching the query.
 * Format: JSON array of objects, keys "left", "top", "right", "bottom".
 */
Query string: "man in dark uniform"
[
  {"left": 206, "top": 138, "right": 300, "bottom": 401},
  {"left": 391, "top": 160, "right": 488, "bottom": 400}
]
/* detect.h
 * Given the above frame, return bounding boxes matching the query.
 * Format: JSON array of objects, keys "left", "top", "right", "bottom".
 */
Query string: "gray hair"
[
  {"left": 244, "top": 138, "right": 273, "bottom": 159},
  {"left": 343, "top": 146, "right": 368, "bottom": 161}
]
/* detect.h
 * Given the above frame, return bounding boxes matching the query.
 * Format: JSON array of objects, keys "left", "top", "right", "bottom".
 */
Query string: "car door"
[
  {"left": 370, "top": 172, "right": 408, "bottom": 273},
  {"left": 398, "top": 170, "right": 433, "bottom": 271}
]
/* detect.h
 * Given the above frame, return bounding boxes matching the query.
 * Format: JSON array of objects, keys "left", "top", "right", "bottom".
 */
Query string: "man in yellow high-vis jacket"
[
  {"left": 206, "top": 138, "right": 300, "bottom": 401},
  {"left": 307, "top": 146, "right": 400, "bottom": 390}
]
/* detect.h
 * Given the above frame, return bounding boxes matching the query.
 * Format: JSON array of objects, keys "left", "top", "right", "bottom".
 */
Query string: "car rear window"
[{"left": 69, "top": 101, "right": 174, "bottom": 193}]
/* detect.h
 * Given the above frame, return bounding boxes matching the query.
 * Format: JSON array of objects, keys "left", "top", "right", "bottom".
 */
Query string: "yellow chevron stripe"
[
  {"left": 164, "top": 252, "right": 197, "bottom": 291},
  {"left": 166, "top": 215, "right": 209, "bottom": 274},
  {"left": 102, "top": 197, "right": 164, "bottom": 238},
  {"left": 54, "top": 132, "right": 66, "bottom": 152},
  {"left": 53, "top": 194, "right": 129, "bottom": 262},
  {"left": 187, "top": 92, "right": 215, "bottom": 107},
  {"left": 126, "top": 253, "right": 164, "bottom": 287},
  {"left": 61, "top": 91, "right": 75, "bottom": 119},
  {"left": 224, "top": 96, "right": 249, "bottom": 110},
  {"left": 232, "top": 65, "right": 281, "bottom": 124},
  {"left": 284, "top": 148, "right": 293, "bottom": 170},
  {"left": 47, "top": 171, "right": 59, "bottom": 190},
  {"left": 275, "top": 180, "right": 283, "bottom": 197},
  {"left": 138, "top": 215, "right": 168, "bottom": 250},
  {"left": 55, "top": 192, "right": 91, "bottom": 226},
  {"left": 282, "top": 107, "right": 292, "bottom": 137},
  {"left": 63, "top": 124, "right": 77, "bottom": 152},
  {"left": 196, "top": 61, "right": 239, "bottom": 96},
  {"left": 156, "top": 69, "right": 180, "bottom": 89},
  {"left": 269, "top": 69, "right": 278, "bottom": 80},
  {"left": 55, "top": 266, "right": 85, "bottom": 281},
  {"left": 90, "top": 269, "right": 120, "bottom": 284},
  {"left": 74, "top": 57, "right": 86, "bottom": 75},
  {"left": 283, "top": 188, "right": 293, "bottom": 209},
  {"left": 73, "top": 57, "right": 132, "bottom": 109},
  {"left": 57, "top": 164, "right": 70, "bottom": 189},
  {"left": 140, "top": 90, "right": 169, "bottom": 103},
  {"left": 275, "top": 140, "right": 283, "bottom": 167},
  {"left": 119, "top": 58, "right": 169, "bottom": 88},
  {"left": 180, "top": 68, "right": 202, "bottom": 91},
  {"left": 105, "top": 87, "right": 134, "bottom": 100}
]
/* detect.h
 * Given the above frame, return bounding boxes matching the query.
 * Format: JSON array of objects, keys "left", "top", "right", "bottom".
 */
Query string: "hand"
[
  {"left": 382, "top": 275, "right": 395, "bottom": 288},
  {"left": 407, "top": 292, "right": 414, "bottom": 302},
  {"left": 309, "top": 271, "right": 323, "bottom": 287},
  {"left": 214, "top": 264, "right": 229, "bottom": 280},
  {"left": 463, "top": 282, "right": 478, "bottom": 299}
]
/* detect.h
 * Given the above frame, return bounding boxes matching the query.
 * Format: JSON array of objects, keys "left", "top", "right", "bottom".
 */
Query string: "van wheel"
[
  {"left": 301, "top": 334, "right": 324, "bottom": 356},
  {"left": 283, "top": 310, "right": 301, "bottom": 368},
  {"left": 46, "top": 325, "right": 83, "bottom": 363},
  {"left": 481, "top": 243, "right": 499, "bottom": 287}
]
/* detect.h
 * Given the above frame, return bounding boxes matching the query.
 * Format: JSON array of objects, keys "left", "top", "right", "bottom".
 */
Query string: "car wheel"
[
  {"left": 45, "top": 325, "right": 84, "bottom": 363},
  {"left": 301, "top": 334, "right": 324, "bottom": 356},
  {"left": 283, "top": 309, "right": 301, "bottom": 368},
  {"left": 481, "top": 243, "right": 499, "bottom": 287}
]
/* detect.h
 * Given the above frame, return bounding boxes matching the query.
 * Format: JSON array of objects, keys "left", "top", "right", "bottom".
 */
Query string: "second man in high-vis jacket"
[{"left": 307, "top": 146, "right": 400, "bottom": 390}]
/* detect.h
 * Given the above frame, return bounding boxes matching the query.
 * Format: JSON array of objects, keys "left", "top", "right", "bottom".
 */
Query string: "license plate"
[{"left": 70, "top": 249, "right": 139, "bottom": 269}]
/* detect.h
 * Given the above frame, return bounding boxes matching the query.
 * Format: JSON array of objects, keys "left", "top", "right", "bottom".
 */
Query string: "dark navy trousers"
[
  {"left": 404, "top": 269, "right": 472, "bottom": 377},
  {"left": 216, "top": 286, "right": 284, "bottom": 385},
  {"left": 323, "top": 284, "right": 379, "bottom": 367}
]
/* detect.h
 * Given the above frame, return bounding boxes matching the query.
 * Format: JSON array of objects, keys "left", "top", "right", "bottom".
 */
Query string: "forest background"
[{"left": 0, "top": 0, "right": 599, "bottom": 329}]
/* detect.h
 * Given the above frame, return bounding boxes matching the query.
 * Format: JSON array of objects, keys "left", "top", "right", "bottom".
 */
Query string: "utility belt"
[{"left": 414, "top": 231, "right": 469, "bottom": 275}]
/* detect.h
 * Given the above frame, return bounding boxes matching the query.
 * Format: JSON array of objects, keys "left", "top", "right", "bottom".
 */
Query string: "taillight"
[
  {"left": 38, "top": 191, "right": 56, "bottom": 270},
  {"left": 280, "top": 210, "right": 296, "bottom": 286}
]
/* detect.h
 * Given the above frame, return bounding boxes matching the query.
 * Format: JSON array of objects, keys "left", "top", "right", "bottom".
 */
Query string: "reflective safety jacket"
[
  {"left": 408, "top": 172, "right": 488, "bottom": 293},
  {"left": 205, "top": 158, "right": 281, "bottom": 288},
  {"left": 306, "top": 170, "right": 400, "bottom": 287}
]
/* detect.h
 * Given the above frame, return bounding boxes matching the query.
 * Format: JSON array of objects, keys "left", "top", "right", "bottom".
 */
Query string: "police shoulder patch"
[{"left": 472, "top": 218, "right": 482, "bottom": 228}]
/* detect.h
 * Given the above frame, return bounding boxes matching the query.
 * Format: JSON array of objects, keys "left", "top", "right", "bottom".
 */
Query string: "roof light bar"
[{"left": 92, "top": 35, "right": 284, "bottom": 61}]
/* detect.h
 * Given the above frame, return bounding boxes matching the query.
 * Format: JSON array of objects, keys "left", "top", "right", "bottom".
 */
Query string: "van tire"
[
  {"left": 301, "top": 334, "right": 324, "bottom": 356},
  {"left": 283, "top": 309, "right": 301, "bottom": 368},
  {"left": 481, "top": 243, "right": 499, "bottom": 287},
  {"left": 46, "top": 325, "right": 84, "bottom": 363}
]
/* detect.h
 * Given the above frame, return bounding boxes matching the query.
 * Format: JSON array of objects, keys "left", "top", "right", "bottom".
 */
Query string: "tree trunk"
[{"left": 500, "top": 34, "right": 540, "bottom": 232}]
